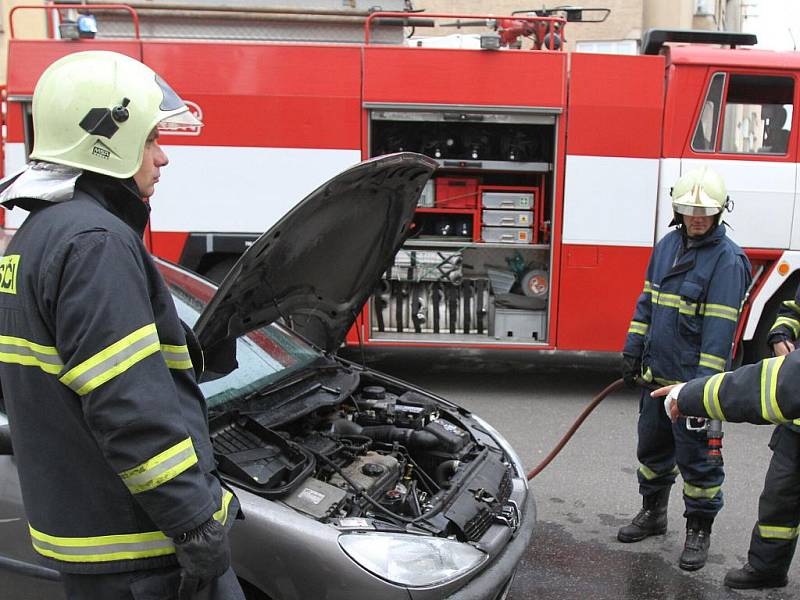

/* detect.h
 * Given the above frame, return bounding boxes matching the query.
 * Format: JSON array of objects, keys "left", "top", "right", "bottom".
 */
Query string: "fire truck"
[{"left": 2, "top": 4, "right": 798, "bottom": 359}]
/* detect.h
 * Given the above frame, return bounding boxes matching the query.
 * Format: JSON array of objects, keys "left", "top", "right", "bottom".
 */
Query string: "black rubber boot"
[
  {"left": 617, "top": 488, "right": 670, "bottom": 543},
  {"left": 679, "top": 516, "right": 713, "bottom": 571},
  {"left": 724, "top": 563, "right": 788, "bottom": 589}
]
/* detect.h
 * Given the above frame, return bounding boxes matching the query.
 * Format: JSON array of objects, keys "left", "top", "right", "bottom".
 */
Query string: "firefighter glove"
[
  {"left": 174, "top": 517, "right": 230, "bottom": 597},
  {"left": 621, "top": 354, "right": 641, "bottom": 388},
  {"left": 767, "top": 330, "right": 793, "bottom": 353}
]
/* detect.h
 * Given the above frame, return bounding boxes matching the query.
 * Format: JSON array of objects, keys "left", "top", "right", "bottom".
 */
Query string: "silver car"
[{"left": 0, "top": 154, "right": 535, "bottom": 599}]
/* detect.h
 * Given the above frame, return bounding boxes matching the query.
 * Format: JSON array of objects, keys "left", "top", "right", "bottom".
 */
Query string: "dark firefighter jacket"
[
  {"left": 759, "top": 284, "right": 800, "bottom": 432},
  {"left": 0, "top": 172, "right": 236, "bottom": 574},
  {"left": 623, "top": 224, "right": 751, "bottom": 385},
  {"left": 679, "top": 348, "right": 800, "bottom": 428}
]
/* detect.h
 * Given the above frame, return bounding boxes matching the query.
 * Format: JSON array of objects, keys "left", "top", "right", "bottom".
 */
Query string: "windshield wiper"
[{"left": 243, "top": 362, "right": 341, "bottom": 402}]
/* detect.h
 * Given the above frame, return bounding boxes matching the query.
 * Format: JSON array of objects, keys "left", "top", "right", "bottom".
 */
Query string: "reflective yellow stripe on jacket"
[
  {"left": 650, "top": 291, "right": 739, "bottom": 322},
  {"left": 118, "top": 437, "right": 198, "bottom": 494},
  {"left": 60, "top": 324, "right": 161, "bottom": 395},
  {"left": 29, "top": 490, "right": 234, "bottom": 563},
  {"left": 0, "top": 336, "right": 63, "bottom": 374},
  {"left": 628, "top": 321, "right": 649, "bottom": 336},
  {"left": 0, "top": 327, "right": 191, "bottom": 388},
  {"left": 160, "top": 344, "right": 193, "bottom": 370},
  {"left": 760, "top": 356, "right": 787, "bottom": 424},
  {"left": 771, "top": 316, "right": 800, "bottom": 337},
  {"left": 703, "top": 373, "right": 726, "bottom": 420}
]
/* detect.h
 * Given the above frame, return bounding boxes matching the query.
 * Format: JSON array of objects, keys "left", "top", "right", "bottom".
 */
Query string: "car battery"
[
  {"left": 436, "top": 177, "right": 479, "bottom": 208},
  {"left": 491, "top": 308, "right": 547, "bottom": 341},
  {"left": 481, "top": 210, "right": 533, "bottom": 228},
  {"left": 481, "top": 191, "right": 534, "bottom": 210},
  {"left": 417, "top": 179, "right": 435, "bottom": 207},
  {"left": 481, "top": 226, "right": 532, "bottom": 244}
]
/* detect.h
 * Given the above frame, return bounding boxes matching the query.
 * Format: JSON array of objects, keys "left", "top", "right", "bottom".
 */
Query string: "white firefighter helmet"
[
  {"left": 671, "top": 166, "right": 728, "bottom": 221},
  {"left": 30, "top": 50, "right": 201, "bottom": 178}
]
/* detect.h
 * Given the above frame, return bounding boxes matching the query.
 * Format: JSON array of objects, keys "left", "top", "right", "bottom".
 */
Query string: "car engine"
[{"left": 210, "top": 379, "right": 515, "bottom": 542}]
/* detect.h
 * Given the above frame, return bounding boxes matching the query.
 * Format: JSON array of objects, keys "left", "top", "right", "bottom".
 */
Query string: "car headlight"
[
  {"left": 471, "top": 414, "right": 528, "bottom": 489},
  {"left": 339, "top": 532, "right": 487, "bottom": 587}
]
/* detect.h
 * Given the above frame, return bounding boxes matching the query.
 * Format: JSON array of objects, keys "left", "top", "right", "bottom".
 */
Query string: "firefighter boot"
[
  {"left": 724, "top": 563, "right": 788, "bottom": 590},
  {"left": 679, "top": 516, "right": 713, "bottom": 571},
  {"left": 617, "top": 488, "right": 670, "bottom": 543}
]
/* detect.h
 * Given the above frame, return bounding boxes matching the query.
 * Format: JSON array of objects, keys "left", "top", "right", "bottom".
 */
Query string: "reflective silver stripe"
[
  {"left": 31, "top": 536, "right": 174, "bottom": 560},
  {"left": 638, "top": 464, "right": 677, "bottom": 480},
  {"left": 161, "top": 344, "right": 192, "bottom": 370},
  {"left": 0, "top": 340, "right": 64, "bottom": 374},
  {"left": 29, "top": 491, "right": 233, "bottom": 563},
  {"left": 61, "top": 328, "right": 160, "bottom": 395},
  {"left": 683, "top": 482, "right": 721, "bottom": 499},
  {"left": 762, "top": 357, "right": 786, "bottom": 424},
  {"left": 757, "top": 524, "right": 800, "bottom": 540},
  {"left": 772, "top": 317, "right": 800, "bottom": 337},
  {"left": 628, "top": 321, "right": 648, "bottom": 335},
  {"left": 119, "top": 438, "right": 198, "bottom": 494}
]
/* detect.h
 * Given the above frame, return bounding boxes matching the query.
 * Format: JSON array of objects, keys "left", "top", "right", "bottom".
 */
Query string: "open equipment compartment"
[{"left": 368, "top": 107, "right": 557, "bottom": 345}]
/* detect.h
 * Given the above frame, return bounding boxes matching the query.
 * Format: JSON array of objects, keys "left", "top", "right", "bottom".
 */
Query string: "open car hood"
[{"left": 194, "top": 153, "right": 436, "bottom": 364}]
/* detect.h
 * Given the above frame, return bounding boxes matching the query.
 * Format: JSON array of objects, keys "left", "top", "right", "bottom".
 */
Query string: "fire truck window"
[
  {"left": 691, "top": 72, "right": 724, "bottom": 152},
  {"left": 720, "top": 74, "right": 794, "bottom": 155}
]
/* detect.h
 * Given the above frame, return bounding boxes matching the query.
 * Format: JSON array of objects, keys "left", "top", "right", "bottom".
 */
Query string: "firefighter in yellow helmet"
[
  {"left": 0, "top": 51, "right": 245, "bottom": 599},
  {"left": 619, "top": 167, "right": 751, "bottom": 571}
]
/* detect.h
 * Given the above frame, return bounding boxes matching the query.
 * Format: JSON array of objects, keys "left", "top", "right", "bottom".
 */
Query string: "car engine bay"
[{"left": 210, "top": 373, "right": 518, "bottom": 542}]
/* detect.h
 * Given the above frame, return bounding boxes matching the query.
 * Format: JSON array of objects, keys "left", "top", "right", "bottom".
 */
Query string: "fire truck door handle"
[
  {"left": 442, "top": 113, "right": 484, "bottom": 122},
  {"left": 443, "top": 160, "right": 483, "bottom": 169}
]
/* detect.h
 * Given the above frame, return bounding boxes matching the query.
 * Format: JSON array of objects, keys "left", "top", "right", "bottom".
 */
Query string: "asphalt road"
[{"left": 356, "top": 348, "right": 798, "bottom": 600}]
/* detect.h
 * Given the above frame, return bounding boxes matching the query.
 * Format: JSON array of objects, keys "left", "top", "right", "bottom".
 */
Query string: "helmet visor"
[
  {"left": 157, "top": 109, "right": 203, "bottom": 132},
  {"left": 672, "top": 187, "right": 722, "bottom": 217},
  {"left": 673, "top": 203, "right": 721, "bottom": 217}
]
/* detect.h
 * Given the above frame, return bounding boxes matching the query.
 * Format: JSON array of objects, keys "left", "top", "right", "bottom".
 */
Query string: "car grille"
[{"left": 463, "top": 466, "right": 513, "bottom": 541}]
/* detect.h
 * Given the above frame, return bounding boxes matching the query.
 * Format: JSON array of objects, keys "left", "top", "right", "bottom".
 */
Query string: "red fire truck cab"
[{"left": 2, "top": 7, "right": 798, "bottom": 359}]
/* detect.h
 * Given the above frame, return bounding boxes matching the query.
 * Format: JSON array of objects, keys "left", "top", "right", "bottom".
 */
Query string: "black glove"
[
  {"left": 767, "top": 329, "right": 792, "bottom": 350},
  {"left": 621, "top": 354, "right": 641, "bottom": 388},
  {"left": 174, "top": 517, "right": 230, "bottom": 599}
]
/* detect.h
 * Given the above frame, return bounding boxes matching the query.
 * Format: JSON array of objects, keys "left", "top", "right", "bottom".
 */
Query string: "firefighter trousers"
[
  {"left": 636, "top": 389, "right": 724, "bottom": 519},
  {"left": 747, "top": 425, "right": 800, "bottom": 576},
  {"left": 60, "top": 565, "right": 246, "bottom": 600}
]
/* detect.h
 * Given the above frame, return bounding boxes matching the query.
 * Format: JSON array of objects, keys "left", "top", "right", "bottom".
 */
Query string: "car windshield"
[{"left": 157, "top": 260, "right": 322, "bottom": 408}]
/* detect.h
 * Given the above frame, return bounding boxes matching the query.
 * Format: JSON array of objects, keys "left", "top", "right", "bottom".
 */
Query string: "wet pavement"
[{"left": 353, "top": 347, "right": 800, "bottom": 600}]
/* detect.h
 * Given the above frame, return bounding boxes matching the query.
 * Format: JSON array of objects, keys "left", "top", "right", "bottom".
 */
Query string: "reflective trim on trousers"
[{"left": 683, "top": 482, "right": 721, "bottom": 499}]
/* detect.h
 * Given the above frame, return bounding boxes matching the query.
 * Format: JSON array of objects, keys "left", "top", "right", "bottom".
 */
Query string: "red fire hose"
[{"left": 526, "top": 378, "right": 625, "bottom": 480}]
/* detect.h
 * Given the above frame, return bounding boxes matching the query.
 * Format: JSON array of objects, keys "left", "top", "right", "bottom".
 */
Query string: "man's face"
[
  {"left": 133, "top": 129, "right": 169, "bottom": 199},
  {"left": 684, "top": 214, "right": 715, "bottom": 238}
]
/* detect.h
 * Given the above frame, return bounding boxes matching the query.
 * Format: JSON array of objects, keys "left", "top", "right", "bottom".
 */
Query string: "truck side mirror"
[{"left": 0, "top": 424, "right": 12, "bottom": 455}]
